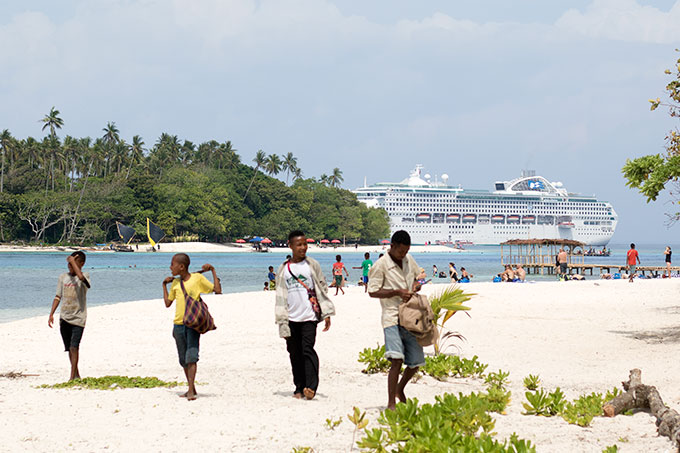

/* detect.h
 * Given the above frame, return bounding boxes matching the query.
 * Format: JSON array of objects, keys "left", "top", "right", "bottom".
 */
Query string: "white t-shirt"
[{"left": 285, "top": 261, "right": 317, "bottom": 322}]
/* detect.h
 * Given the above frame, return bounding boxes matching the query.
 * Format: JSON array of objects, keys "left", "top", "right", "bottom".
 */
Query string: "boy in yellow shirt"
[{"left": 163, "top": 253, "right": 221, "bottom": 401}]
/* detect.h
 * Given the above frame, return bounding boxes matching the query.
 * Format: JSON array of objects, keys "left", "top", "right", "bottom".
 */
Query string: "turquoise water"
[{"left": 0, "top": 243, "right": 675, "bottom": 322}]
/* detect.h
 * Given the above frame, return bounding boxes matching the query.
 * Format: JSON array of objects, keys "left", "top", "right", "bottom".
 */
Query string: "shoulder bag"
[
  {"left": 180, "top": 278, "right": 216, "bottom": 334},
  {"left": 287, "top": 261, "right": 322, "bottom": 322},
  {"left": 398, "top": 293, "right": 437, "bottom": 347}
]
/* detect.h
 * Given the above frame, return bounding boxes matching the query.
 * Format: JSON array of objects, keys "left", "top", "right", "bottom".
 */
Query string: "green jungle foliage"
[
  {"left": 356, "top": 395, "right": 535, "bottom": 452},
  {"left": 623, "top": 52, "right": 680, "bottom": 221},
  {"left": 0, "top": 117, "right": 389, "bottom": 244},
  {"left": 40, "top": 375, "right": 181, "bottom": 390}
]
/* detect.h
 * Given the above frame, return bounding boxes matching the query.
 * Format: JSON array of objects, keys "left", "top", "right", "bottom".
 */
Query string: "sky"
[{"left": 1, "top": 0, "right": 680, "bottom": 243}]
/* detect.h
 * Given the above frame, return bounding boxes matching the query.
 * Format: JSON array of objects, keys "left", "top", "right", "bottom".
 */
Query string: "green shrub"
[
  {"left": 522, "top": 388, "right": 566, "bottom": 416},
  {"left": 602, "top": 445, "right": 618, "bottom": 453},
  {"left": 357, "top": 394, "right": 535, "bottom": 452},
  {"left": 40, "top": 376, "right": 181, "bottom": 390},
  {"left": 561, "top": 392, "right": 605, "bottom": 427},
  {"left": 421, "top": 354, "right": 488, "bottom": 380},
  {"left": 522, "top": 386, "right": 622, "bottom": 427},
  {"left": 523, "top": 374, "right": 541, "bottom": 391},
  {"left": 358, "top": 344, "right": 392, "bottom": 374}
]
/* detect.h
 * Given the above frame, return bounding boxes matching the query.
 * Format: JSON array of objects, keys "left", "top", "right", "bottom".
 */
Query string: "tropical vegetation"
[{"left": 0, "top": 109, "right": 390, "bottom": 244}]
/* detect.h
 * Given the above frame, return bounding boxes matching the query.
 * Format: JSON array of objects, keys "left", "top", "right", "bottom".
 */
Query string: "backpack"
[{"left": 398, "top": 293, "right": 438, "bottom": 347}]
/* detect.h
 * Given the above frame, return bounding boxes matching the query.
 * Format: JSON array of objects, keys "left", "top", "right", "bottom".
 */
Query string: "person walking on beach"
[
  {"left": 352, "top": 252, "right": 373, "bottom": 293},
  {"left": 332, "top": 255, "right": 349, "bottom": 295},
  {"left": 627, "top": 243, "right": 641, "bottom": 283},
  {"left": 48, "top": 251, "right": 91, "bottom": 381},
  {"left": 275, "top": 230, "right": 335, "bottom": 400},
  {"left": 163, "top": 253, "right": 222, "bottom": 401},
  {"left": 557, "top": 248, "right": 568, "bottom": 280},
  {"left": 368, "top": 230, "right": 423, "bottom": 410},
  {"left": 664, "top": 246, "right": 672, "bottom": 278}
]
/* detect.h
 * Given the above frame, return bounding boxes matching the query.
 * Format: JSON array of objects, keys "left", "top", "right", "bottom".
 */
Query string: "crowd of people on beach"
[{"left": 47, "top": 238, "right": 676, "bottom": 407}]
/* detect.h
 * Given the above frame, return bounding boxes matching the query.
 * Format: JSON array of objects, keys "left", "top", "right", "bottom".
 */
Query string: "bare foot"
[
  {"left": 293, "top": 392, "right": 302, "bottom": 399},
  {"left": 180, "top": 391, "right": 198, "bottom": 398},
  {"left": 303, "top": 388, "right": 315, "bottom": 400},
  {"left": 186, "top": 392, "right": 197, "bottom": 401},
  {"left": 386, "top": 403, "right": 396, "bottom": 411}
]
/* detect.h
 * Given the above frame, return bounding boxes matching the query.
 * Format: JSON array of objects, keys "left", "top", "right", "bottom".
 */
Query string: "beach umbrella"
[
  {"left": 306, "top": 238, "right": 315, "bottom": 243},
  {"left": 261, "top": 238, "right": 272, "bottom": 244},
  {"left": 235, "top": 239, "right": 246, "bottom": 243},
  {"left": 331, "top": 239, "right": 341, "bottom": 244},
  {"left": 320, "top": 239, "right": 330, "bottom": 244},
  {"left": 380, "top": 239, "right": 390, "bottom": 244},
  {"left": 249, "top": 236, "right": 263, "bottom": 243}
]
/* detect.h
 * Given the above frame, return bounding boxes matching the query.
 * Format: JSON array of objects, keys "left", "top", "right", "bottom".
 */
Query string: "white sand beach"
[{"left": 2, "top": 280, "right": 679, "bottom": 452}]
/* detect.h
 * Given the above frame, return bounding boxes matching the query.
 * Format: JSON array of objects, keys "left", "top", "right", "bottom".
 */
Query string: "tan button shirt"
[{"left": 367, "top": 253, "right": 419, "bottom": 328}]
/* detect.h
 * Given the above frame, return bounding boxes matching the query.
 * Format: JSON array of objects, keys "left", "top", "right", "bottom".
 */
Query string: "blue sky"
[{"left": 1, "top": 0, "right": 680, "bottom": 243}]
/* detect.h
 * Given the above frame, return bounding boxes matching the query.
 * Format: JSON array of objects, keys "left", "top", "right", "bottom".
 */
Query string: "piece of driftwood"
[
  {"left": 603, "top": 369, "right": 680, "bottom": 450},
  {"left": 0, "top": 371, "right": 39, "bottom": 379}
]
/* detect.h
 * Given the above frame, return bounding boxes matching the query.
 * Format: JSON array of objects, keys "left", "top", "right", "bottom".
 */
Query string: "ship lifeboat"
[
  {"left": 433, "top": 213, "right": 445, "bottom": 224},
  {"left": 522, "top": 215, "right": 536, "bottom": 224},
  {"left": 478, "top": 214, "right": 490, "bottom": 224},
  {"left": 558, "top": 221, "right": 574, "bottom": 229},
  {"left": 537, "top": 215, "right": 554, "bottom": 225},
  {"left": 462, "top": 214, "right": 477, "bottom": 223},
  {"left": 507, "top": 215, "right": 520, "bottom": 224},
  {"left": 491, "top": 214, "right": 505, "bottom": 224},
  {"left": 416, "top": 213, "right": 431, "bottom": 223},
  {"left": 401, "top": 217, "right": 414, "bottom": 223},
  {"left": 446, "top": 214, "right": 461, "bottom": 223}
]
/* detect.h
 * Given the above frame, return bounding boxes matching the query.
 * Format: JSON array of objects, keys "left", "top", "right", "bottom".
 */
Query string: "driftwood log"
[{"left": 603, "top": 369, "right": 680, "bottom": 450}]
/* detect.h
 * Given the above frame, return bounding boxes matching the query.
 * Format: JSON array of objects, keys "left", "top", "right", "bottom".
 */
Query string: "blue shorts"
[
  {"left": 362, "top": 276, "right": 369, "bottom": 284},
  {"left": 384, "top": 325, "right": 425, "bottom": 368},
  {"left": 173, "top": 324, "right": 200, "bottom": 368}
]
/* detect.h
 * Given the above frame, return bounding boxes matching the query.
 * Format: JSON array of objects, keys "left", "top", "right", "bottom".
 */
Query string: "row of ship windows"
[{"left": 386, "top": 205, "right": 608, "bottom": 213}]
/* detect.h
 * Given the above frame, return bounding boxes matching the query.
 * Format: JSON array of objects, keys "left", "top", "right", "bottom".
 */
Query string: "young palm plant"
[{"left": 428, "top": 285, "right": 474, "bottom": 355}]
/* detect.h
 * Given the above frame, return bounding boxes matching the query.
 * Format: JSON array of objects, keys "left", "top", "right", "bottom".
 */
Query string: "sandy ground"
[
  {"left": 2, "top": 280, "right": 679, "bottom": 452},
  {"left": 0, "top": 242, "right": 463, "bottom": 254}
]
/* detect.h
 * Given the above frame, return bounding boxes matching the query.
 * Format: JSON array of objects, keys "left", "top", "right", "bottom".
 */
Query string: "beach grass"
[{"left": 39, "top": 375, "right": 182, "bottom": 390}]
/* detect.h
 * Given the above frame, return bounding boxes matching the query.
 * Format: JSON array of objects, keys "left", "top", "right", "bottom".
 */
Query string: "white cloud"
[{"left": 556, "top": 0, "right": 680, "bottom": 43}]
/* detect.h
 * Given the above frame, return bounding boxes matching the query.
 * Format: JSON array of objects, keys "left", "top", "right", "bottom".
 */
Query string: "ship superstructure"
[{"left": 353, "top": 166, "right": 617, "bottom": 246}]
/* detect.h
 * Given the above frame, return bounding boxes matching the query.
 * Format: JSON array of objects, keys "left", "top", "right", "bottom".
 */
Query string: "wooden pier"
[{"left": 500, "top": 239, "right": 680, "bottom": 276}]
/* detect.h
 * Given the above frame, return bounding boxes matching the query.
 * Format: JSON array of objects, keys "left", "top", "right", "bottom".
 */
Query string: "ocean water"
[{"left": 0, "top": 243, "right": 675, "bottom": 323}]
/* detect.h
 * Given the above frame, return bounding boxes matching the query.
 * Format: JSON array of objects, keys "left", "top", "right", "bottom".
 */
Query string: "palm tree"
[
  {"left": 62, "top": 135, "right": 78, "bottom": 191},
  {"left": 329, "top": 167, "right": 344, "bottom": 188},
  {"left": 264, "top": 153, "right": 282, "bottom": 176},
  {"left": 243, "top": 149, "right": 267, "bottom": 201},
  {"left": 282, "top": 152, "right": 298, "bottom": 185},
  {"left": 223, "top": 141, "right": 240, "bottom": 170},
  {"left": 292, "top": 166, "right": 303, "bottom": 183},
  {"left": 126, "top": 135, "right": 145, "bottom": 179},
  {"left": 102, "top": 122, "right": 120, "bottom": 146},
  {"left": 40, "top": 107, "right": 64, "bottom": 190},
  {"left": 319, "top": 174, "right": 329, "bottom": 185},
  {"left": 0, "top": 129, "right": 12, "bottom": 193}
]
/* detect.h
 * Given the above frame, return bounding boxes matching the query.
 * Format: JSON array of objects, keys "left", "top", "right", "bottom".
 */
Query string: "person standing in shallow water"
[
  {"left": 664, "top": 246, "right": 672, "bottom": 278},
  {"left": 163, "top": 253, "right": 221, "bottom": 401},
  {"left": 275, "top": 230, "right": 335, "bottom": 400},
  {"left": 368, "top": 230, "right": 423, "bottom": 410}
]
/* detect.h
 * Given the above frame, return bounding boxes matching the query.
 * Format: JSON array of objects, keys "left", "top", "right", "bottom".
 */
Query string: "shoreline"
[
  {"left": 2, "top": 280, "right": 680, "bottom": 451},
  {"left": 0, "top": 241, "right": 468, "bottom": 254}
]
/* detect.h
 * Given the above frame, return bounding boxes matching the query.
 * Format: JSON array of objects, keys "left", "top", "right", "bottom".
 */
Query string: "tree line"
[{"left": 0, "top": 108, "right": 389, "bottom": 245}]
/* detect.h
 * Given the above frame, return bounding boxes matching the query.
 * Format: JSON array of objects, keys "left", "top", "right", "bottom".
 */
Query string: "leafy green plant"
[
  {"left": 348, "top": 406, "right": 369, "bottom": 450},
  {"left": 421, "top": 354, "right": 488, "bottom": 380},
  {"left": 485, "top": 369, "right": 510, "bottom": 388},
  {"left": 561, "top": 392, "right": 605, "bottom": 427},
  {"left": 602, "top": 445, "right": 618, "bottom": 453},
  {"left": 484, "top": 384, "right": 512, "bottom": 414},
  {"left": 358, "top": 344, "right": 391, "bottom": 374},
  {"left": 291, "top": 447, "right": 315, "bottom": 453},
  {"left": 523, "top": 374, "right": 541, "bottom": 391},
  {"left": 522, "top": 387, "right": 565, "bottom": 416},
  {"left": 356, "top": 394, "right": 536, "bottom": 452},
  {"left": 325, "top": 417, "right": 342, "bottom": 431},
  {"left": 40, "top": 376, "right": 181, "bottom": 390},
  {"left": 428, "top": 285, "right": 474, "bottom": 354}
]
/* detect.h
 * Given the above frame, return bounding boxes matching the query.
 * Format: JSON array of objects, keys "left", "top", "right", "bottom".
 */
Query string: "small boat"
[
  {"left": 446, "top": 214, "right": 461, "bottom": 223},
  {"left": 522, "top": 215, "right": 536, "bottom": 224},
  {"left": 491, "top": 214, "right": 505, "bottom": 224},
  {"left": 111, "top": 244, "right": 134, "bottom": 252},
  {"left": 507, "top": 215, "right": 520, "bottom": 224},
  {"left": 462, "top": 214, "right": 477, "bottom": 223},
  {"left": 558, "top": 221, "right": 574, "bottom": 229}
]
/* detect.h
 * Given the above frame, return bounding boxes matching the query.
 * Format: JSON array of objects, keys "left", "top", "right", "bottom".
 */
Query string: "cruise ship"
[{"left": 353, "top": 166, "right": 617, "bottom": 246}]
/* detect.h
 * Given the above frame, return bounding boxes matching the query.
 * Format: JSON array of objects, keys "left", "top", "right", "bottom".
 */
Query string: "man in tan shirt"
[{"left": 368, "top": 230, "right": 423, "bottom": 410}]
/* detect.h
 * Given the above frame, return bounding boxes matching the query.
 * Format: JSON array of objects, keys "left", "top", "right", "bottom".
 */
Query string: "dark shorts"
[
  {"left": 173, "top": 324, "right": 200, "bottom": 368},
  {"left": 334, "top": 275, "right": 343, "bottom": 286},
  {"left": 559, "top": 263, "right": 567, "bottom": 274},
  {"left": 60, "top": 319, "right": 84, "bottom": 351},
  {"left": 362, "top": 276, "right": 369, "bottom": 284}
]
